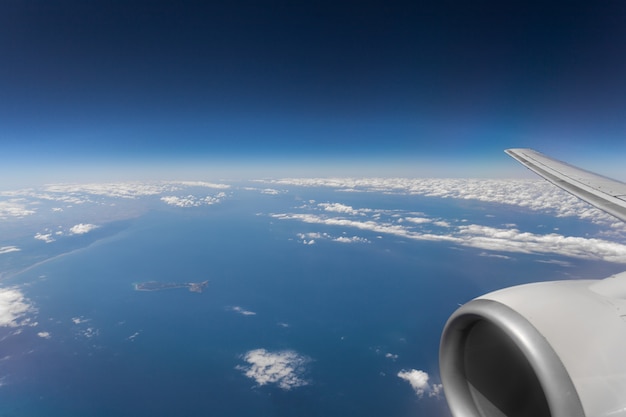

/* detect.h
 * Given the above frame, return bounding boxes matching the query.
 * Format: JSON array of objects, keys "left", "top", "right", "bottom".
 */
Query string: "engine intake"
[{"left": 440, "top": 274, "right": 626, "bottom": 417}]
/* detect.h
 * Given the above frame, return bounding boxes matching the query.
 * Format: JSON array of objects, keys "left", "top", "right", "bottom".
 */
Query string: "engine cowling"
[{"left": 440, "top": 271, "right": 626, "bottom": 417}]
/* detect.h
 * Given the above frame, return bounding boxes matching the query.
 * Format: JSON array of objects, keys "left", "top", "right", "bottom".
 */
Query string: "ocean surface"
[{"left": 0, "top": 184, "right": 623, "bottom": 417}]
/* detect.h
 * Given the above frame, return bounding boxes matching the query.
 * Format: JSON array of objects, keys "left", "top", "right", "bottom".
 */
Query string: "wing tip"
[{"left": 505, "top": 147, "right": 535, "bottom": 154}]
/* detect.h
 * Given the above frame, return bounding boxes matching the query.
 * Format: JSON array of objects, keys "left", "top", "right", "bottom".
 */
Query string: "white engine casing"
[{"left": 440, "top": 271, "right": 626, "bottom": 417}]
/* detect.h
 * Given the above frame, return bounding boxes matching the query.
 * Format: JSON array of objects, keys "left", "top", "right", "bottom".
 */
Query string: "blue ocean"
[{"left": 0, "top": 186, "right": 621, "bottom": 417}]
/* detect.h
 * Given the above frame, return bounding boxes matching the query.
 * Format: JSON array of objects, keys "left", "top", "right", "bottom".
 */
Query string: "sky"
[{"left": 1, "top": 0, "right": 626, "bottom": 184}]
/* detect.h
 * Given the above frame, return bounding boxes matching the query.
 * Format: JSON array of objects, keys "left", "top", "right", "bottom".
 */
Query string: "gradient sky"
[{"left": 1, "top": 0, "right": 625, "bottom": 183}]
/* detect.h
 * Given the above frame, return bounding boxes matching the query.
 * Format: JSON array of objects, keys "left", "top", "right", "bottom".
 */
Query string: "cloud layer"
[
  {"left": 272, "top": 193, "right": 626, "bottom": 263},
  {"left": 266, "top": 178, "right": 624, "bottom": 228}
]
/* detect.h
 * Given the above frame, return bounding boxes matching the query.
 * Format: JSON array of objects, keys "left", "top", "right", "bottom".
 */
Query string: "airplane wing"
[
  {"left": 441, "top": 149, "right": 626, "bottom": 417},
  {"left": 505, "top": 148, "right": 626, "bottom": 222}
]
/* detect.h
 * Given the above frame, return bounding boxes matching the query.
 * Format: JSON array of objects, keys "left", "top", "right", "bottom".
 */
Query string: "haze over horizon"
[{"left": 2, "top": 1, "right": 625, "bottom": 183}]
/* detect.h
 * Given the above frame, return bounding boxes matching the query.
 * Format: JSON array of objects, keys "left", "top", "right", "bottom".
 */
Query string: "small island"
[{"left": 134, "top": 280, "right": 208, "bottom": 293}]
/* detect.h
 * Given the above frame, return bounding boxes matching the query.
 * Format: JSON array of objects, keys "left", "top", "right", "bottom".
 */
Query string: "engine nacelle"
[{"left": 440, "top": 271, "right": 626, "bottom": 417}]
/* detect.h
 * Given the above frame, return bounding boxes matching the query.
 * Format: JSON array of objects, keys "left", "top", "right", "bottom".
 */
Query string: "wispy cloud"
[
  {"left": 237, "top": 349, "right": 310, "bottom": 390},
  {"left": 71, "top": 316, "right": 89, "bottom": 324},
  {"left": 0, "top": 246, "right": 20, "bottom": 255},
  {"left": 230, "top": 306, "right": 257, "bottom": 316},
  {"left": 126, "top": 331, "right": 141, "bottom": 341},
  {"left": 397, "top": 369, "right": 442, "bottom": 398},
  {"left": 172, "top": 181, "right": 230, "bottom": 189},
  {"left": 272, "top": 207, "right": 626, "bottom": 263}
]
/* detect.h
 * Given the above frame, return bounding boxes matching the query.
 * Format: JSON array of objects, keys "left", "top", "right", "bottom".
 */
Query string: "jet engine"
[{"left": 440, "top": 271, "right": 626, "bottom": 417}]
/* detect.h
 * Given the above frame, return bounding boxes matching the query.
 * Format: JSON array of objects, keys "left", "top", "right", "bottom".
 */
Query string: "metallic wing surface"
[{"left": 505, "top": 148, "right": 626, "bottom": 222}]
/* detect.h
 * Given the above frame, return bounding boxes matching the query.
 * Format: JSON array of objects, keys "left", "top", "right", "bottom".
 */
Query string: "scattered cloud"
[
  {"left": 261, "top": 188, "right": 281, "bottom": 195},
  {"left": 126, "top": 331, "right": 141, "bottom": 341},
  {"left": 231, "top": 306, "right": 257, "bottom": 316},
  {"left": 71, "top": 316, "right": 89, "bottom": 324},
  {"left": 405, "top": 217, "right": 432, "bottom": 224},
  {"left": 0, "top": 200, "right": 36, "bottom": 219},
  {"left": 273, "top": 210, "right": 626, "bottom": 263},
  {"left": 296, "top": 232, "right": 323, "bottom": 245},
  {"left": 37, "top": 331, "right": 51, "bottom": 339},
  {"left": 70, "top": 223, "right": 99, "bottom": 235},
  {"left": 265, "top": 178, "right": 623, "bottom": 228},
  {"left": 0, "top": 288, "right": 34, "bottom": 327},
  {"left": 385, "top": 353, "right": 398, "bottom": 360},
  {"left": 0, "top": 246, "right": 20, "bottom": 255},
  {"left": 397, "top": 369, "right": 442, "bottom": 398},
  {"left": 333, "top": 236, "right": 370, "bottom": 243},
  {"left": 161, "top": 192, "right": 226, "bottom": 207},
  {"left": 78, "top": 327, "right": 99, "bottom": 339},
  {"left": 237, "top": 349, "right": 310, "bottom": 390},
  {"left": 34, "top": 232, "right": 55, "bottom": 243},
  {"left": 319, "top": 202, "right": 368, "bottom": 216},
  {"left": 296, "top": 232, "right": 369, "bottom": 245}
]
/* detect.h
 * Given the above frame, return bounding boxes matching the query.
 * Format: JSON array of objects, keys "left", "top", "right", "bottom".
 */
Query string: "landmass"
[{"left": 134, "top": 280, "right": 208, "bottom": 293}]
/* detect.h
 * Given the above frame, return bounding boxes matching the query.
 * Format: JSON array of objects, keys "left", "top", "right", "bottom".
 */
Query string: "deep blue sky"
[{"left": 1, "top": 0, "right": 625, "bottom": 183}]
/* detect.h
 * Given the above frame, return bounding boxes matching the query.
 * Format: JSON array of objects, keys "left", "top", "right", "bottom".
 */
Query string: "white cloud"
[
  {"left": 298, "top": 232, "right": 324, "bottom": 240},
  {"left": 397, "top": 369, "right": 442, "bottom": 398},
  {"left": 478, "top": 252, "right": 512, "bottom": 260},
  {"left": 265, "top": 178, "right": 624, "bottom": 229},
  {"left": 319, "top": 203, "right": 367, "bottom": 216},
  {"left": 126, "top": 331, "right": 140, "bottom": 341},
  {"left": 0, "top": 287, "right": 34, "bottom": 327},
  {"left": 231, "top": 306, "right": 257, "bottom": 316},
  {"left": 273, "top": 211, "right": 626, "bottom": 263},
  {"left": 5, "top": 181, "right": 230, "bottom": 205},
  {"left": 161, "top": 196, "right": 199, "bottom": 207},
  {"left": 0, "top": 246, "right": 20, "bottom": 255},
  {"left": 261, "top": 188, "right": 281, "bottom": 195},
  {"left": 333, "top": 236, "right": 370, "bottom": 244},
  {"left": 0, "top": 200, "right": 36, "bottom": 219},
  {"left": 172, "top": 181, "right": 230, "bottom": 189},
  {"left": 34, "top": 232, "right": 55, "bottom": 243},
  {"left": 37, "top": 331, "right": 51, "bottom": 339},
  {"left": 385, "top": 353, "right": 398, "bottom": 360},
  {"left": 405, "top": 217, "right": 432, "bottom": 224},
  {"left": 295, "top": 232, "right": 368, "bottom": 245},
  {"left": 70, "top": 223, "right": 99, "bottom": 234},
  {"left": 71, "top": 316, "right": 89, "bottom": 324},
  {"left": 161, "top": 193, "right": 225, "bottom": 207},
  {"left": 237, "top": 349, "right": 310, "bottom": 390},
  {"left": 79, "top": 327, "right": 98, "bottom": 339},
  {"left": 456, "top": 225, "right": 626, "bottom": 263}
]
